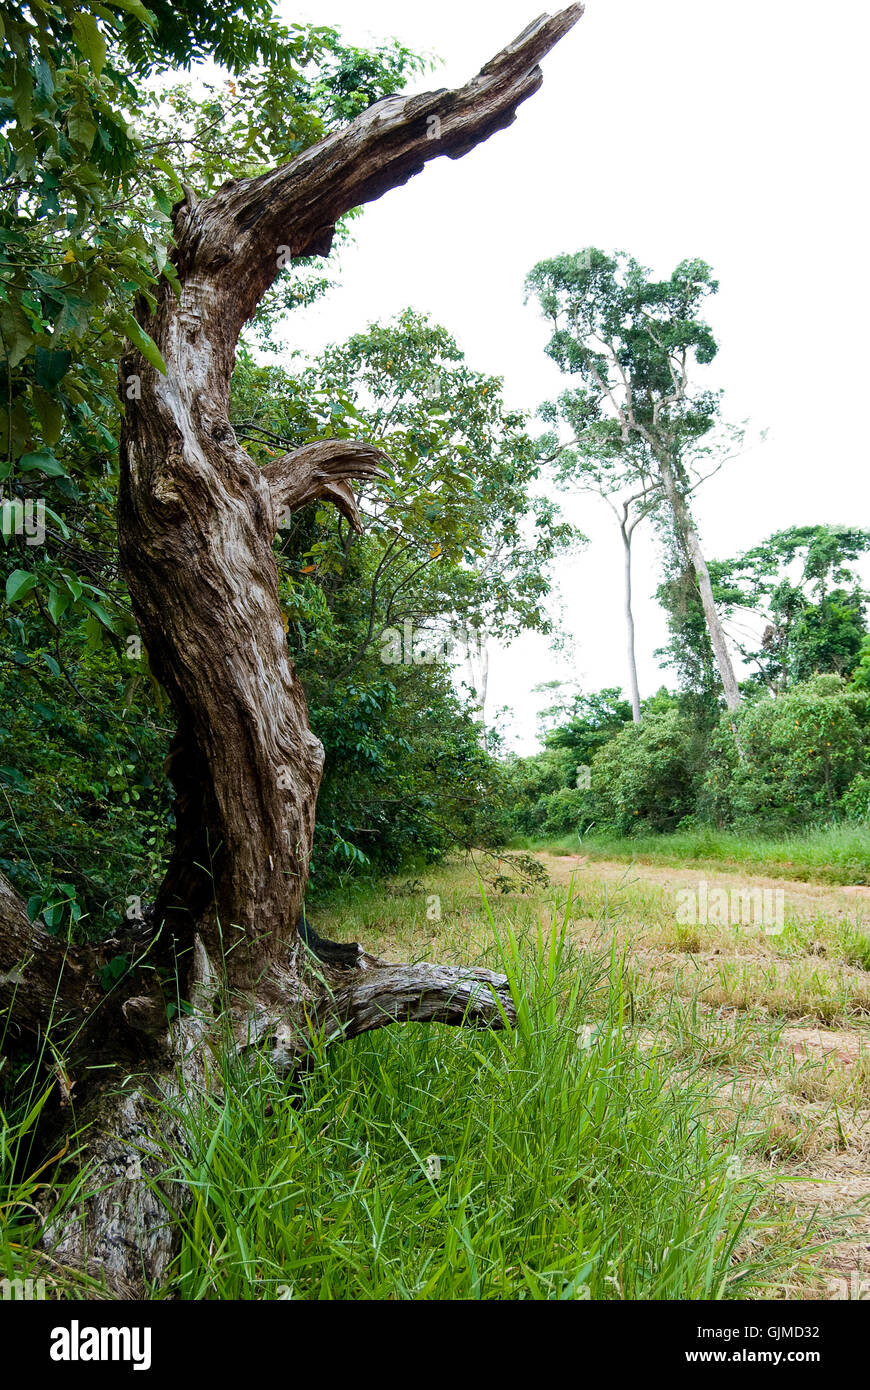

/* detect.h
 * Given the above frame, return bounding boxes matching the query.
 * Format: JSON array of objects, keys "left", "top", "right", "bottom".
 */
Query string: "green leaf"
[
  {"left": 46, "top": 587, "right": 70, "bottom": 625},
  {"left": 42, "top": 505, "right": 70, "bottom": 539},
  {"left": 18, "top": 450, "right": 67, "bottom": 477},
  {"left": 42, "top": 903, "right": 65, "bottom": 930},
  {"left": 5, "top": 569, "right": 38, "bottom": 605},
  {"left": 0, "top": 301, "right": 36, "bottom": 366},
  {"left": 67, "top": 110, "right": 97, "bottom": 152},
  {"left": 99, "top": 955, "right": 130, "bottom": 992},
  {"left": 52, "top": 290, "right": 91, "bottom": 337},
  {"left": 122, "top": 314, "right": 167, "bottom": 374},
  {"left": 60, "top": 570, "right": 83, "bottom": 601},
  {"left": 84, "top": 612, "right": 104, "bottom": 651},
  {"left": 150, "top": 153, "right": 181, "bottom": 187},
  {"left": 32, "top": 388, "right": 64, "bottom": 446},
  {"left": 72, "top": 13, "right": 107, "bottom": 76},
  {"left": 81, "top": 594, "right": 121, "bottom": 634},
  {"left": 32, "top": 56, "right": 54, "bottom": 107},
  {"left": 110, "top": 0, "right": 156, "bottom": 25}
]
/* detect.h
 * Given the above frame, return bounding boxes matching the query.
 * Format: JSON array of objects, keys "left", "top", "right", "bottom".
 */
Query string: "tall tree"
[
  {"left": 0, "top": 5, "right": 584, "bottom": 1295},
  {"left": 227, "top": 312, "right": 575, "bottom": 869},
  {"left": 527, "top": 249, "right": 744, "bottom": 712},
  {"left": 289, "top": 311, "right": 577, "bottom": 735},
  {"left": 1, "top": 4, "right": 426, "bottom": 930},
  {"left": 538, "top": 682, "right": 634, "bottom": 765},
  {"left": 655, "top": 543, "right": 722, "bottom": 708},
  {"left": 539, "top": 399, "right": 662, "bottom": 721}
]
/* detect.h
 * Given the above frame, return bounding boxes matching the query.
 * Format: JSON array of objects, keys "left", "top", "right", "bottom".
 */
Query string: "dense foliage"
[
  {"left": 703, "top": 676, "right": 870, "bottom": 828},
  {"left": 658, "top": 525, "right": 870, "bottom": 698},
  {"left": 502, "top": 674, "right": 870, "bottom": 840}
]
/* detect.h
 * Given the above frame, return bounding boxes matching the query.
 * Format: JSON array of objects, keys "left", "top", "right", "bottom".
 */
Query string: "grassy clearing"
[
  {"left": 3, "top": 852, "right": 868, "bottom": 1300},
  {"left": 527, "top": 856, "right": 870, "bottom": 1026},
  {"left": 155, "top": 896, "right": 815, "bottom": 1301},
  {"left": 523, "top": 823, "right": 870, "bottom": 886}
]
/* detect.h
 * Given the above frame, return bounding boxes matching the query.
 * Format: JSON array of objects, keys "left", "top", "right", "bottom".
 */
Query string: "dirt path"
[{"left": 540, "top": 851, "right": 870, "bottom": 921}]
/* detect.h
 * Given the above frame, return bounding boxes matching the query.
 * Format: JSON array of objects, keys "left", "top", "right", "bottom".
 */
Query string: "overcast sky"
[{"left": 276, "top": 0, "right": 869, "bottom": 750}]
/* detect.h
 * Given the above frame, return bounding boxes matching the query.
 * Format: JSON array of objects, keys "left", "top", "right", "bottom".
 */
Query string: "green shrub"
[
  {"left": 498, "top": 749, "right": 577, "bottom": 838},
  {"left": 851, "top": 634, "right": 870, "bottom": 691},
  {"left": 841, "top": 772, "right": 870, "bottom": 822},
  {"left": 704, "top": 676, "right": 869, "bottom": 828},
  {"left": 0, "top": 635, "right": 171, "bottom": 940},
  {"left": 587, "top": 707, "right": 704, "bottom": 834},
  {"left": 533, "top": 786, "right": 593, "bottom": 837}
]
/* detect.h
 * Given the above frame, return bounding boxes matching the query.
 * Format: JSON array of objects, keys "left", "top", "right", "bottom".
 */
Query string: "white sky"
[{"left": 276, "top": 0, "right": 870, "bottom": 751}]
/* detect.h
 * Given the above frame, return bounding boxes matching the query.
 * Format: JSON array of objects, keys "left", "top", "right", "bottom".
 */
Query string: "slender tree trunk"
[
  {"left": 657, "top": 454, "right": 742, "bottom": 712},
  {"left": 0, "top": 6, "right": 584, "bottom": 1297},
  {"left": 478, "top": 641, "right": 490, "bottom": 726},
  {"left": 464, "top": 628, "right": 490, "bottom": 733},
  {"left": 620, "top": 515, "right": 642, "bottom": 722}
]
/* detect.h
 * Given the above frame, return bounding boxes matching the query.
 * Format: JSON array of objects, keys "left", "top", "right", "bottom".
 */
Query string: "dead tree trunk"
[{"left": 0, "top": 6, "right": 584, "bottom": 1297}]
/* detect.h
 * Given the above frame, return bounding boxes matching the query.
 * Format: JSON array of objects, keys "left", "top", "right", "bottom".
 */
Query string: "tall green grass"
[
  {"left": 536, "top": 823, "right": 870, "bottom": 885},
  {"left": 0, "top": 886, "right": 834, "bottom": 1300},
  {"left": 1, "top": 986, "right": 113, "bottom": 1299},
  {"left": 0, "top": 1068, "right": 89, "bottom": 1296},
  {"left": 152, "top": 895, "right": 813, "bottom": 1300}
]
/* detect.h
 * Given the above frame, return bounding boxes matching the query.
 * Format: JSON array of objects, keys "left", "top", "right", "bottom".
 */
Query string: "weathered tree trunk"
[{"left": 0, "top": 6, "right": 583, "bottom": 1297}]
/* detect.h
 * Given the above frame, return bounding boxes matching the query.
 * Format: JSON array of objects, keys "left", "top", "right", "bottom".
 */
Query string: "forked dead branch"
[{"left": 0, "top": 6, "right": 584, "bottom": 1296}]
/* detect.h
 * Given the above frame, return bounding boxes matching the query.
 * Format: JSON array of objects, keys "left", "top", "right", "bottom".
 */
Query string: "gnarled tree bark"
[{"left": 0, "top": 6, "right": 583, "bottom": 1297}]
